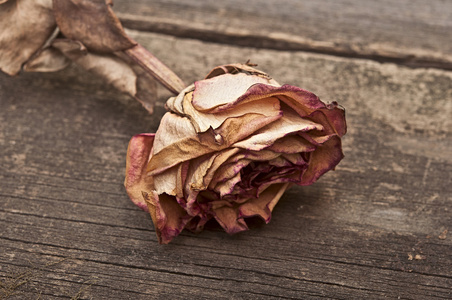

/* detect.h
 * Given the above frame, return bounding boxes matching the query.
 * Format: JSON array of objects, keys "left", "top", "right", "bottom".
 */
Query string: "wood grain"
[
  {"left": 114, "top": 0, "right": 452, "bottom": 70},
  {"left": 1, "top": 28, "right": 451, "bottom": 299}
]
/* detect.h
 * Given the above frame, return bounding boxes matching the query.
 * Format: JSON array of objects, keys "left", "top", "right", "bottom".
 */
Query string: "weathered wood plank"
[
  {"left": 114, "top": 0, "right": 452, "bottom": 70},
  {"left": 1, "top": 31, "right": 451, "bottom": 299}
]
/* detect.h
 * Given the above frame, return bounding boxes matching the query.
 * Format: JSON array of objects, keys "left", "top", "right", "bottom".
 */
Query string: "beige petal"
[
  {"left": 266, "top": 135, "right": 315, "bottom": 154},
  {"left": 0, "top": 0, "right": 55, "bottom": 75},
  {"left": 205, "top": 63, "right": 277, "bottom": 81},
  {"left": 148, "top": 112, "right": 282, "bottom": 175},
  {"left": 233, "top": 109, "right": 323, "bottom": 151},
  {"left": 153, "top": 166, "right": 179, "bottom": 196},
  {"left": 152, "top": 112, "right": 198, "bottom": 154},
  {"left": 165, "top": 84, "right": 195, "bottom": 116},
  {"left": 192, "top": 73, "right": 279, "bottom": 112},
  {"left": 182, "top": 92, "right": 281, "bottom": 133}
]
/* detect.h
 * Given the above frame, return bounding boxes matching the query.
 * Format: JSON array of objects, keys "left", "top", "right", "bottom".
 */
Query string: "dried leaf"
[
  {"left": 0, "top": 0, "right": 56, "bottom": 75},
  {"left": 52, "top": 0, "right": 135, "bottom": 53},
  {"left": 52, "top": 39, "right": 157, "bottom": 112},
  {"left": 23, "top": 47, "right": 71, "bottom": 72}
]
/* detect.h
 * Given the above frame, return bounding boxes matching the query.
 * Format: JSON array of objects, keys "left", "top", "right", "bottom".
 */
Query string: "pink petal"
[
  {"left": 143, "top": 191, "right": 190, "bottom": 244},
  {"left": 124, "top": 133, "right": 155, "bottom": 211},
  {"left": 300, "top": 135, "right": 344, "bottom": 185}
]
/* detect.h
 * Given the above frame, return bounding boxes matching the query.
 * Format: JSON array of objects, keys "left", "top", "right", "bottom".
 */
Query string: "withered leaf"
[
  {"left": 52, "top": 0, "right": 136, "bottom": 53},
  {"left": 23, "top": 47, "right": 71, "bottom": 72},
  {"left": 0, "top": 0, "right": 56, "bottom": 75},
  {"left": 52, "top": 39, "right": 157, "bottom": 113}
]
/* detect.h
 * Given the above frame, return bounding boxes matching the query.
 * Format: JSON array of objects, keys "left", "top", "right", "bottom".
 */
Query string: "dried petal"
[{"left": 124, "top": 133, "right": 155, "bottom": 211}]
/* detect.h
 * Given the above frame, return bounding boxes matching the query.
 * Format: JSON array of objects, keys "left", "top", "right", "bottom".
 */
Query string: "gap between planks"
[{"left": 118, "top": 13, "right": 452, "bottom": 72}]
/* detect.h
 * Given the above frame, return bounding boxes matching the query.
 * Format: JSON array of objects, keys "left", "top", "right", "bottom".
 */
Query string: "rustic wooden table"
[{"left": 1, "top": 1, "right": 451, "bottom": 299}]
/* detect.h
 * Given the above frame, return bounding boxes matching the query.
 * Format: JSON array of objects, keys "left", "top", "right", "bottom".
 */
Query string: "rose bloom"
[{"left": 125, "top": 64, "right": 346, "bottom": 244}]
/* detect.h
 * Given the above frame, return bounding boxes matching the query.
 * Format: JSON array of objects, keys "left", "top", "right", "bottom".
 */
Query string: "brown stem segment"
[{"left": 125, "top": 42, "right": 185, "bottom": 94}]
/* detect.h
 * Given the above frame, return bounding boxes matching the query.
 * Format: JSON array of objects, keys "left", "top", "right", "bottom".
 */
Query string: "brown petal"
[
  {"left": 238, "top": 183, "right": 290, "bottom": 223},
  {"left": 214, "top": 205, "right": 249, "bottom": 234},
  {"left": 124, "top": 133, "right": 155, "bottom": 211},
  {"left": 53, "top": 0, "right": 135, "bottom": 53},
  {"left": 0, "top": 0, "right": 56, "bottom": 75},
  {"left": 148, "top": 112, "right": 282, "bottom": 175},
  {"left": 266, "top": 135, "right": 315, "bottom": 154},
  {"left": 143, "top": 192, "right": 190, "bottom": 244}
]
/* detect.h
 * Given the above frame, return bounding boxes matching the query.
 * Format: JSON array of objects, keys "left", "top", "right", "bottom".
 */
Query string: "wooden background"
[{"left": 1, "top": 0, "right": 451, "bottom": 299}]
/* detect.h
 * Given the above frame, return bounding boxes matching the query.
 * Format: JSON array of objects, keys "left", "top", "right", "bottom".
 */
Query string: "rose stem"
[{"left": 125, "top": 42, "right": 186, "bottom": 94}]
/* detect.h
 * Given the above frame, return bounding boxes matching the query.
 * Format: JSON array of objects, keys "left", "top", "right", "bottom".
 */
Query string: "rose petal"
[
  {"left": 204, "top": 63, "right": 279, "bottom": 82},
  {"left": 194, "top": 83, "right": 325, "bottom": 115},
  {"left": 300, "top": 135, "right": 344, "bottom": 185},
  {"left": 266, "top": 135, "right": 315, "bottom": 153},
  {"left": 182, "top": 91, "right": 281, "bottom": 133},
  {"left": 148, "top": 111, "right": 282, "bottom": 175},
  {"left": 124, "top": 134, "right": 155, "bottom": 211},
  {"left": 233, "top": 109, "right": 323, "bottom": 151},
  {"left": 192, "top": 73, "right": 278, "bottom": 112},
  {"left": 214, "top": 205, "right": 249, "bottom": 234},
  {"left": 238, "top": 183, "right": 290, "bottom": 223},
  {"left": 143, "top": 191, "right": 190, "bottom": 244}
]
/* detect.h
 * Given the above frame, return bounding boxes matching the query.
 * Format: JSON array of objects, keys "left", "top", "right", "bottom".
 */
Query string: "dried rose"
[{"left": 125, "top": 64, "right": 347, "bottom": 244}]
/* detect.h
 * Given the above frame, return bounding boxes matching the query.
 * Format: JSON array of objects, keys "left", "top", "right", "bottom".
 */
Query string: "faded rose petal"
[
  {"left": 53, "top": 0, "right": 135, "bottom": 53},
  {"left": 124, "top": 133, "right": 155, "bottom": 211},
  {"left": 299, "top": 135, "right": 344, "bottom": 185},
  {"left": 233, "top": 109, "right": 323, "bottom": 151},
  {"left": 0, "top": 0, "right": 55, "bottom": 75},
  {"left": 192, "top": 73, "right": 279, "bottom": 112},
  {"left": 148, "top": 111, "right": 282, "bottom": 175},
  {"left": 176, "top": 89, "right": 281, "bottom": 133},
  {"left": 214, "top": 205, "right": 249, "bottom": 234},
  {"left": 238, "top": 183, "right": 290, "bottom": 223},
  {"left": 143, "top": 191, "right": 190, "bottom": 244}
]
